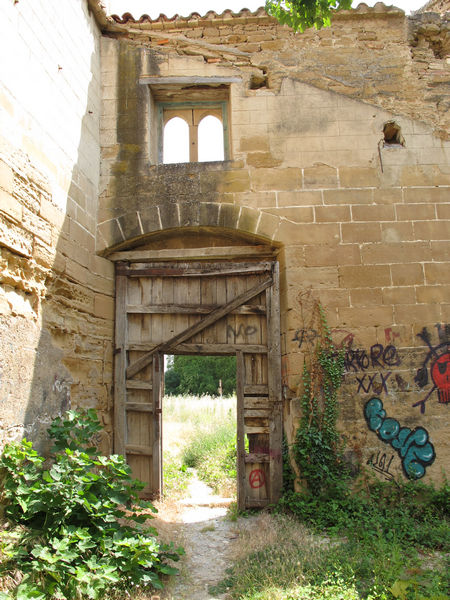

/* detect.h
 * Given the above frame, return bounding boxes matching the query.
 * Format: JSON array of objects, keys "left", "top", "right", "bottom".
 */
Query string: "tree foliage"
[
  {"left": 265, "top": 0, "right": 352, "bottom": 32},
  {"left": 165, "top": 355, "right": 236, "bottom": 396}
]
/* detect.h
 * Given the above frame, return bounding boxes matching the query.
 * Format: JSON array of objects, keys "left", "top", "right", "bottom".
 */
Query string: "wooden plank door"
[
  {"left": 114, "top": 264, "right": 162, "bottom": 498},
  {"left": 114, "top": 258, "right": 282, "bottom": 505}
]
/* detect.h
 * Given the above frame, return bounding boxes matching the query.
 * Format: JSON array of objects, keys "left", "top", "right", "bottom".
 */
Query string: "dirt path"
[{"left": 154, "top": 474, "right": 242, "bottom": 600}]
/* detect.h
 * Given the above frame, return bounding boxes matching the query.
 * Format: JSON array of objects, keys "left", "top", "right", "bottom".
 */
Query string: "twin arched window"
[{"left": 163, "top": 108, "right": 225, "bottom": 164}]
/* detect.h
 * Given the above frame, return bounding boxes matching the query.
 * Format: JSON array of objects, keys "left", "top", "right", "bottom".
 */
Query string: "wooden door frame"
[{"left": 113, "top": 249, "right": 282, "bottom": 505}]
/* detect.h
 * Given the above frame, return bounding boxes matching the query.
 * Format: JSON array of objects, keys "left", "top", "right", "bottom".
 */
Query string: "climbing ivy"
[{"left": 293, "top": 304, "right": 347, "bottom": 494}]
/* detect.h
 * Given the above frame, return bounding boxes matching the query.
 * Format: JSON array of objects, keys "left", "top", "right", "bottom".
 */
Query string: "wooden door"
[{"left": 114, "top": 258, "right": 282, "bottom": 505}]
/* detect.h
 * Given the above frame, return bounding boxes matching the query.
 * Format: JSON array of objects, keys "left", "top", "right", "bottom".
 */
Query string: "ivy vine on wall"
[{"left": 293, "top": 302, "right": 347, "bottom": 494}]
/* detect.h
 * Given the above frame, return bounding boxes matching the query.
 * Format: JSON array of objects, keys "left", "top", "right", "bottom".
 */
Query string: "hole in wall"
[
  {"left": 250, "top": 72, "right": 268, "bottom": 90},
  {"left": 383, "top": 121, "right": 405, "bottom": 147}
]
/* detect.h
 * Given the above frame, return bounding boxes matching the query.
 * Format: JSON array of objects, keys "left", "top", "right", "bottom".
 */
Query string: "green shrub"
[{"left": 0, "top": 410, "right": 183, "bottom": 600}]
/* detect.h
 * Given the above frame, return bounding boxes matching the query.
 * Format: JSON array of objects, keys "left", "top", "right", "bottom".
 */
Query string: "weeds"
[{"left": 0, "top": 410, "right": 183, "bottom": 600}]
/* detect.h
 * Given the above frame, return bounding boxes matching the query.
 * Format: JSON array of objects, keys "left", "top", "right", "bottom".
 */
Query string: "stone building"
[{"left": 0, "top": 0, "right": 449, "bottom": 505}]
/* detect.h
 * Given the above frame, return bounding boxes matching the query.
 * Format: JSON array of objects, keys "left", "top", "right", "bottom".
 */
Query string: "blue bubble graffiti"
[{"left": 364, "top": 397, "right": 436, "bottom": 479}]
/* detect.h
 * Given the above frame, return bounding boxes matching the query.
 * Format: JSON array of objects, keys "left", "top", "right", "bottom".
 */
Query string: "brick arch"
[{"left": 97, "top": 202, "right": 281, "bottom": 254}]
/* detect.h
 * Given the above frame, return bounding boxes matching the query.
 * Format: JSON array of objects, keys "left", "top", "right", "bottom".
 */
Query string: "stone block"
[
  {"left": 351, "top": 287, "right": 383, "bottom": 306},
  {"left": 436, "top": 204, "right": 450, "bottom": 219},
  {"left": 324, "top": 189, "right": 373, "bottom": 204},
  {"left": 256, "top": 211, "right": 280, "bottom": 241},
  {"left": 416, "top": 285, "right": 450, "bottom": 304},
  {"left": 396, "top": 204, "right": 435, "bottom": 221},
  {"left": 372, "top": 189, "right": 403, "bottom": 204},
  {"left": 247, "top": 152, "right": 282, "bottom": 168},
  {"left": 218, "top": 204, "right": 240, "bottom": 230},
  {"left": 315, "top": 205, "right": 350, "bottom": 223},
  {"left": 338, "top": 305, "right": 393, "bottom": 328},
  {"left": 394, "top": 303, "right": 441, "bottom": 325},
  {"left": 0, "top": 189, "right": 21, "bottom": 222},
  {"left": 341, "top": 223, "right": 382, "bottom": 243},
  {"left": 425, "top": 263, "right": 450, "bottom": 285},
  {"left": 138, "top": 208, "right": 162, "bottom": 236},
  {"left": 97, "top": 219, "right": 125, "bottom": 251},
  {"left": 288, "top": 266, "right": 339, "bottom": 288},
  {"left": 391, "top": 263, "right": 424, "bottom": 286},
  {"left": 352, "top": 205, "right": 395, "bottom": 222},
  {"left": 339, "top": 167, "right": 380, "bottom": 187},
  {"left": 117, "top": 211, "right": 143, "bottom": 241},
  {"left": 305, "top": 244, "right": 361, "bottom": 267},
  {"left": 0, "top": 160, "right": 14, "bottom": 194},
  {"left": 431, "top": 241, "right": 450, "bottom": 261},
  {"left": 251, "top": 168, "right": 302, "bottom": 192},
  {"left": 304, "top": 165, "right": 338, "bottom": 188},
  {"left": 237, "top": 191, "right": 276, "bottom": 209},
  {"left": 339, "top": 265, "right": 391, "bottom": 288},
  {"left": 265, "top": 206, "right": 314, "bottom": 223},
  {"left": 277, "top": 222, "right": 339, "bottom": 245},
  {"left": 404, "top": 187, "right": 450, "bottom": 204},
  {"left": 414, "top": 220, "right": 450, "bottom": 241},
  {"left": 316, "top": 289, "right": 350, "bottom": 308},
  {"left": 65, "top": 258, "right": 90, "bottom": 286},
  {"left": 69, "top": 219, "right": 95, "bottom": 252},
  {"left": 239, "top": 136, "right": 270, "bottom": 152},
  {"left": 278, "top": 190, "right": 322, "bottom": 206},
  {"left": 382, "top": 286, "right": 415, "bottom": 305},
  {"left": 0, "top": 215, "right": 32, "bottom": 257},
  {"left": 362, "top": 242, "right": 431, "bottom": 265},
  {"left": 381, "top": 222, "right": 415, "bottom": 243},
  {"left": 199, "top": 202, "right": 220, "bottom": 228}
]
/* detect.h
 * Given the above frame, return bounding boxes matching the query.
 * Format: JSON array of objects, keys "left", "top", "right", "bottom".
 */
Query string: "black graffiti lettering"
[
  {"left": 357, "top": 373, "right": 391, "bottom": 394},
  {"left": 370, "top": 344, "right": 384, "bottom": 368},
  {"left": 227, "top": 324, "right": 257, "bottom": 340},
  {"left": 346, "top": 344, "right": 400, "bottom": 374},
  {"left": 383, "top": 344, "right": 401, "bottom": 367},
  {"left": 380, "top": 372, "right": 391, "bottom": 393},
  {"left": 357, "top": 375, "right": 370, "bottom": 394},
  {"left": 292, "top": 328, "right": 318, "bottom": 348}
]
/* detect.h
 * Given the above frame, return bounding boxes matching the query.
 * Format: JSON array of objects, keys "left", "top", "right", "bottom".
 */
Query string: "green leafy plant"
[
  {"left": 265, "top": 0, "right": 352, "bottom": 33},
  {"left": 293, "top": 303, "right": 346, "bottom": 494},
  {"left": 0, "top": 409, "right": 183, "bottom": 600}
]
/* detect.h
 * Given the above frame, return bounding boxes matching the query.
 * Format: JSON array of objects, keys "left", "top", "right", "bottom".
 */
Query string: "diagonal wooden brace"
[{"left": 126, "top": 276, "right": 273, "bottom": 379}]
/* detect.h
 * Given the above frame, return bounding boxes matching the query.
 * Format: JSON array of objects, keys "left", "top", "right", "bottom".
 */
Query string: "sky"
[{"left": 106, "top": 0, "right": 427, "bottom": 18}]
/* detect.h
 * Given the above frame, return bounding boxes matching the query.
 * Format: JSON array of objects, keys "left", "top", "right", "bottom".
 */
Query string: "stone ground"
[{"left": 153, "top": 474, "right": 245, "bottom": 600}]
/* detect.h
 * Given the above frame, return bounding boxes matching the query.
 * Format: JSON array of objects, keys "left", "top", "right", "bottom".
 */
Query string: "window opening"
[
  {"left": 163, "top": 117, "right": 190, "bottom": 164},
  {"left": 159, "top": 101, "right": 229, "bottom": 164},
  {"left": 162, "top": 354, "right": 237, "bottom": 502},
  {"left": 198, "top": 115, "right": 224, "bottom": 162}
]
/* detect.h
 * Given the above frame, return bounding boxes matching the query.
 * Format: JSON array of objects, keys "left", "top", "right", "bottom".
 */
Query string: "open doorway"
[{"left": 162, "top": 355, "right": 237, "bottom": 503}]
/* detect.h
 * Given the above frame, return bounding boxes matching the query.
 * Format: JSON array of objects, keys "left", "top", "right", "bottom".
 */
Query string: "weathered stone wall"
[
  {"left": 99, "top": 5, "right": 449, "bottom": 483},
  {"left": 0, "top": 0, "right": 113, "bottom": 452}
]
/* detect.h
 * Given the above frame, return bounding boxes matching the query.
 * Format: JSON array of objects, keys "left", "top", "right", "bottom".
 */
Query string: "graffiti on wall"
[
  {"left": 364, "top": 397, "right": 435, "bottom": 479},
  {"left": 414, "top": 325, "right": 450, "bottom": 413},
  {"left": 345, "top": 343, "right": 401, "bottom": 395},
  {"left": 366, "top": 451, "right": 395, "bottom": 481},
  {"left": 249, "top": 468, "right": 266, "bottom": 489}
]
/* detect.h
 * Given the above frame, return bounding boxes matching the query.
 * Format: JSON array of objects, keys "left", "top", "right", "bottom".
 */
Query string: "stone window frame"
[
  {"left": 159, "top": 101, "right": 229, "bottom": 163},
  {"left": 140, "top": 76, "right": 240, "bottom": 165}
]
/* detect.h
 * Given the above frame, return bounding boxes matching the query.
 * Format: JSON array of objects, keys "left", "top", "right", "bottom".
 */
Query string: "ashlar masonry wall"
[
  {"left": 0, "top": 0, "right": 113, "bottom": 452},
  {"left": 99, "top": 4, "right": 449, "bottom": 484}
]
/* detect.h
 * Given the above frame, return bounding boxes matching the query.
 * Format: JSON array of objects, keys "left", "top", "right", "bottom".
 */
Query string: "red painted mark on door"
[{"left": 249, "top": 469, "right": 266, "bottom": 489}]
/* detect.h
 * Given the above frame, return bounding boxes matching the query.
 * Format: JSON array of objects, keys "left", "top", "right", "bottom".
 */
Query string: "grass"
[
  {"left": 162, "top": 394, "right": 237, "bottom": 498},
  {"left": 212, "top": 479, "right": 450, "bottom": 600}
]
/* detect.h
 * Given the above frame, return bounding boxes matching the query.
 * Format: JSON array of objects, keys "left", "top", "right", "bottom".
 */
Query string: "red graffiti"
[
  {"left": 249, "top": 469, "right": 266, "bottom": 489},
  {"left": 431, "top": 352, "right": 450, "bottom": 404}
]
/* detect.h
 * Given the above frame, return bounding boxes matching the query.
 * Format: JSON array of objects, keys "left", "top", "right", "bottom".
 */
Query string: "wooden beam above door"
[{"left": 109, "top": 245, "right": 277, "bottom": 262}]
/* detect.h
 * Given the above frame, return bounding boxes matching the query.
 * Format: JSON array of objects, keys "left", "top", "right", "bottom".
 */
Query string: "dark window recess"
[{"left": 383, "top": 121, "right": 404, "bottom": 146}]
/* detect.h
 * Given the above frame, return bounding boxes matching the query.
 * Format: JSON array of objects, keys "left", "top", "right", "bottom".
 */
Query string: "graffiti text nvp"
[{"left": 364, "top": 397, "right": 435, "bottom": 479}]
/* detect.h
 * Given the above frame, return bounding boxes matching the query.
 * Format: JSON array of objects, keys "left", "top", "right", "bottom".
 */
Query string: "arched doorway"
[{"left": 111, "top": 235, "right": 282, "bottom": 509}]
